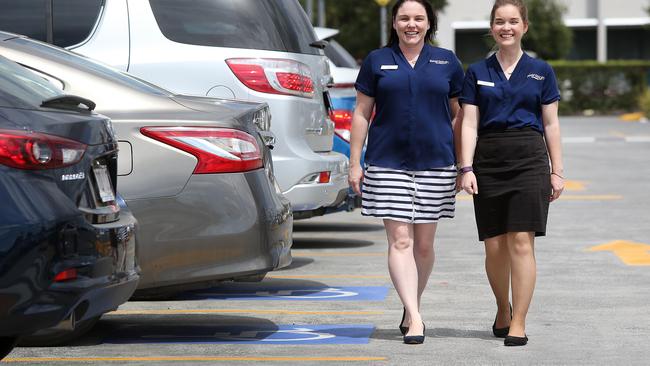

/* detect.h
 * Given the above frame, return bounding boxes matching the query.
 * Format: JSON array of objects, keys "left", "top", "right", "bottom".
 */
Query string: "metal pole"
[
  {"left": 306, "top": 0, "right": 314, "bottom": 24},
  {"left": 597, "top": 0, "right": 607, "bottom": 63},
  {"left": 380, "top": 6, "right": 387, "bottom": 46},
  {"left": 318, "top": 0, "right": 325, "bottom": 27}
]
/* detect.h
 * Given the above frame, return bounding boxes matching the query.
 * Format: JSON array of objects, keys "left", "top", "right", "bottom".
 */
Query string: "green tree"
[
  {"left": 300, "top": 0, "right": 448, "bottom": 60},
  {"left": 523, "top": 0, "right": 573, "bottom": 60}
]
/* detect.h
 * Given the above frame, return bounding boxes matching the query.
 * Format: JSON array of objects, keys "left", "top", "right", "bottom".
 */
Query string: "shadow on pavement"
[
  {"left": 293, "top": 222, "right": 384, "bottom": 233},
  {"left": 370, "top": 327, "right": 494, "bottom": 341},
  {"left": 291, "top": 238, "right": 374, "bottom": 249},
  {"left": 275, "top": 256, "right": 314, "bottom": 271}
]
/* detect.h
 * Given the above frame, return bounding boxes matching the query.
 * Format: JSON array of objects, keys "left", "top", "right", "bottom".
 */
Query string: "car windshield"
[
  {"left": 324, "top": 40, "right": 358, "bottom": 69},
  {"left": 0, "top": 54, "right": 63, "bottom": 109},
  {"left": 12, "top": 37, "right": 173, "bottom": 97}
]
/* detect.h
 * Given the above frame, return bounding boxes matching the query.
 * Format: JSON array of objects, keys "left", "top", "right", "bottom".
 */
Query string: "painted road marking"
[
  {"left": 103, "top": 324, "right": 375, "bottom": 345},
  {"left": 564, "top": 180, "right": 586, "bottom": 191},
  {"left": 108, "top": 309, "right": 383, "bottom": 316},
  {"left": 457, "top": 195, "right": 622, "bottom": 201},
  {"left": 3, "top": 356, "right": 387, "bottom": 362},
  {"left": 179, "top": 286, "right": 388, "bottom": 301},
  {"left": 267, "top": 274, "right": 389, "bottom": 279},
  {"left": 588, "top": 240, "right": 650, "bottom": 266}
]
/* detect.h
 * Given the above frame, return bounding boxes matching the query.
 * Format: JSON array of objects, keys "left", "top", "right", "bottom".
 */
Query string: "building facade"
[{"left": 437, "top": 0, "right": 650, "bottom": 63}]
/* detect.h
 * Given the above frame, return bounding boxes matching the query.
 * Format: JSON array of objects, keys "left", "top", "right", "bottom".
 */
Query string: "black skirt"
[{"left": 472, "top": 128, "right": 551, "bottom": 241}]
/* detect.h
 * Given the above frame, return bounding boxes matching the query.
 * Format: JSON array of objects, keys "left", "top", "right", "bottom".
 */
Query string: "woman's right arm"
[
  {"left": 459, "top": 104, "right": 479, "bottom": 195},
  {"left": 349, "top": 91, "right": 375, "bottom": 196}
]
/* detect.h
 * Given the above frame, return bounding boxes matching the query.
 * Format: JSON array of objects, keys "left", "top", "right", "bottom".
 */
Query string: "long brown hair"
[{"left": 489, "top": 0, "right": 528, "bottom": 26}]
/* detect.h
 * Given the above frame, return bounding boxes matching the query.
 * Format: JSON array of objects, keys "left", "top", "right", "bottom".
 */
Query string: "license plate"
[{"left": 93, "top": 164, "right": 115, "bottom": 203}]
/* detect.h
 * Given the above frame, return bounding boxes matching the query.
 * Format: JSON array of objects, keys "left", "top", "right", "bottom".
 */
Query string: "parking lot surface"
[{"left": 5, "top": 116, "right": 650, "bottom": 365}]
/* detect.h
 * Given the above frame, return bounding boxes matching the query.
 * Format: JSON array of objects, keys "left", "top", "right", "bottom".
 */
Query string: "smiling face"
[
  {"left": 393, "top": 1, "right": 430, "bottom": 47},
  {"left": 491, "top": 4, "right": 528, "bottom": 49}
]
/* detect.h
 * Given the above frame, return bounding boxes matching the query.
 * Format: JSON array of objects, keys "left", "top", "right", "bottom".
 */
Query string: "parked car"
[
  {"left": 0, "top": 0, "right": 350, "bottom": 219},
  {"left": 0, "top": 54, "right": 138, "bottom": 354},
  {"left": 0, "top": 32, "right": 293, "bottom": 296}
]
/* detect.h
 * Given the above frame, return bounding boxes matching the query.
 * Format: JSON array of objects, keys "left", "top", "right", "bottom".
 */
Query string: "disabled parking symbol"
[
  {"left": 105, "top": 324, "right": 375, "bottom": 345},
  {"left": 181, "top": 286, "right": 388, "bottom": 301}
]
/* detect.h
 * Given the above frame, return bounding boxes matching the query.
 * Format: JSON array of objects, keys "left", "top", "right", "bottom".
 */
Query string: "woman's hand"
[
  {"left": 550, "top": 173, "right": 564, "bottom": 202},
  {"left": 349, "top": 164, "right": 364, "bottom": 196},
  {"left": 460, "top": 171, "right": 478, "bottom": 195}
]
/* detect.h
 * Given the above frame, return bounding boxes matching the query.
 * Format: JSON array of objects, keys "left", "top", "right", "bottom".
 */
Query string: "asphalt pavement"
[{"left": 4, "top": 116, "right": 650, "bottom": 365}]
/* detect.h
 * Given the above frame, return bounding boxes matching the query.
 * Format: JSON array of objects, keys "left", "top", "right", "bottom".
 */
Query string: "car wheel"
[
  {"left": 233, "top": 272, "right": 267, "bottom": 282},
  {"left": 18, "top": 316, "right": 101, "bottom": 347},
  {"left": 0, "top": 337, "right": 17, "bottom": 360}
]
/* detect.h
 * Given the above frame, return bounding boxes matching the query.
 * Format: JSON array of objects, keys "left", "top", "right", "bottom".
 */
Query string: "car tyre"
[
  {"left": 0, "top": 337, "right": 18, "bottom": 360},
  {"left": 18, "top": 316, "right": 101, "bottom": 347}
]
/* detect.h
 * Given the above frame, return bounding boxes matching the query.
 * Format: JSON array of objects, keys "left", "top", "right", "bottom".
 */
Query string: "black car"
[{"left": 0, "top": 55, "right": 139, "bottom": 358}]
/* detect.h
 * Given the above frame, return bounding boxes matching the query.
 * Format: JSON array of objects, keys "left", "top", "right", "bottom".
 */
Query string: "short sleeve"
[
  {"left": 355, "top": 53, "right": 376, "bottom": 97},
  {"left": 542, "top": 63, "right": 561, "bottom": 105},
  {"left": 459, "top": 66, "right": 478, "bottom": 105},
  {"left": 449, "top": 56, "right": 464, "bottom": 98}
]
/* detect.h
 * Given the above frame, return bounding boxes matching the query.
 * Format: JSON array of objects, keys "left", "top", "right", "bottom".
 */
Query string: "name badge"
[
  {"left": 380, "top": 65, "right": 398, "bottom": 70},
  {"left": 477, "top": 80, "right": 495, "bottom": 87}
]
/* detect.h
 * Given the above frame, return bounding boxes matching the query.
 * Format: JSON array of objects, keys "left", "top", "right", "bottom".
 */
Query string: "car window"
[
  {"left": 0, "top": 55, "right": 63, "bottom": 109},
  {"left": 0, "top": 0, "right": 48, "bottom": 42},
  {"left": 325, "top": 40, "right": 359, "bottom": 68},
  {"left": 53, "top": 0, "right": 104, "bottom": 47},
  {"left": 149, "top": 0, "right": 321, "bottom": 55},
  {"left": 11, "top": 37, "right": 172, "bottom": 97},
  {"left": 0, "top": 0, "right": 103, "bottom": 47}
]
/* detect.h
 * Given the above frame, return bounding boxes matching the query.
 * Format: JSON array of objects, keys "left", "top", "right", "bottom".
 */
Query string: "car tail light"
[
  {"left": 299, "top": 170, "right": 331, "bottom": 184},
  {"left": 0, "top": 129, "right": 86, "bottom": 170},
  {"left": 140, "top": 127, "right": 263, "bottom": 174},
  {"left": 329, "top": 109, "right": 353, "bottom": 142},
  {"left": 54, "top": 268, "right": 78, "bottom": 282},
  {"left": 226, "top": 58, "right": 315, "bottom": 98}
]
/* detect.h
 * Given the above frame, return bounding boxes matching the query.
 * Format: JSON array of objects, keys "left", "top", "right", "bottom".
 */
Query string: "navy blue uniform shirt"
[
  {"left": 459, "top": 53, "right": 560, "bottom": 134},
  {"left": 355, "top": 43, "right": 464, "bottom": 171}
]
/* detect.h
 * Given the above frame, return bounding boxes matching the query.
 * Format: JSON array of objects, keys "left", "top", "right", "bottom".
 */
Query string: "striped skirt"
[{"left": 361, "top": 165, "right": 457, "bottom": 224}]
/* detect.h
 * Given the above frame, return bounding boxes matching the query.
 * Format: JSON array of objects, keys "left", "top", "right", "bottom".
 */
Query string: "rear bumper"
[
  {"left": 0, "top": 208, "right": 139, "bottom": 337},
  {"left": 129, "top": 169, "right": 292, "bottom": 291}
]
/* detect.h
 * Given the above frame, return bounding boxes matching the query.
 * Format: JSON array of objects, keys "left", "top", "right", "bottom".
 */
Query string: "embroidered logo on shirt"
[
  {"left": 527, "top": 73, "right": 545, "bottom": 81},
  {"left": 429, "top": 59, "right": 449, "bottom": 64},
  {"left": 381, "top": 65, "right": 399, "bottom": 70},
  {"left": 477, "top": 80, "right": 495, "bottom": 87}
]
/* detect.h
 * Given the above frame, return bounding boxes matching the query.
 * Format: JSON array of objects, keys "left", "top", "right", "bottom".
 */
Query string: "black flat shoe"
[
  {"left": 492, "top": 303, "right": 512, "bottom": 338},
  {"left": 399, "top": 307, "right": 409, "bottom": 335},
  {"left": 504, "top": 334, "right": 528, "bottom": 346},
  {"left": 403, "top": 323, "right": 425, "bottom": 344}
]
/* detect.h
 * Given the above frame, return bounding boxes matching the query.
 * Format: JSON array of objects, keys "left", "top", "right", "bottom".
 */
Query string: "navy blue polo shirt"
[
  {"left": 355, "top": 43, "right": 464, "bottom": 171},
  {"left": 459, "top": 53, "right": 560, "bottom": 134}
]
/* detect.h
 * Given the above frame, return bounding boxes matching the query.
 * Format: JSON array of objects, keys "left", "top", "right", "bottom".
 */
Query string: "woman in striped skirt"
[{"left": 349, "top": 0, "right": 464, "bottom": 344}]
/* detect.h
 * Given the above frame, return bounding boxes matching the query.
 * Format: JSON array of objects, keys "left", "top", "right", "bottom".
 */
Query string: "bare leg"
[
  {"left": 484, "top": 234, "right": 512, "bottom": 328},
  {"left": 413, "top": 223, "right": 437, "bottom": 308},
  {"left": 384, "top": 219, "right": 423, "bottom": 336},
  {"left": 506, "top": 232, "right": 536, "bottom": 337}
]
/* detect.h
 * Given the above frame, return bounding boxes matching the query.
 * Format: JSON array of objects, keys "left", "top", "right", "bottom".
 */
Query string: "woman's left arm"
[
  {"left": 450, "top": 97, "right": 462, "bottom": 164},
  {"left": 542, "top": 101, "right": 564, "bottom": 202}
]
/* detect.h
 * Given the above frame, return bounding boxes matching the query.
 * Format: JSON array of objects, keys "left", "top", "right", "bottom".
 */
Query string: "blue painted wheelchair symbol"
[
  {"left": 105, "top": 324, "right": 374, "bottom": 345},
  {"left": 181, "top": 286, "right": 388, "bottom": 301}
]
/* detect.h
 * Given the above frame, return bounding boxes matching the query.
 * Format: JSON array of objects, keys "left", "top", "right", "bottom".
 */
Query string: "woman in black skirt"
[{"left": 458, "top": 0, "right": 564, "bottom": 346}]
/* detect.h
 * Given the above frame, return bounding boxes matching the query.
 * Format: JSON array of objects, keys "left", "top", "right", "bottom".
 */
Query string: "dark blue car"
[{"left": 0, "top": 55, "right": 139, "bottom": 358}]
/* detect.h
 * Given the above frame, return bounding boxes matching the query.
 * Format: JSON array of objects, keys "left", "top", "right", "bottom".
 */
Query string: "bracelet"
[
  {"left": 551, "top": 172, "right": 564, "bottom": 179},
  {"left": 458, "top": 166, "right": 473, "bottom": 174}
]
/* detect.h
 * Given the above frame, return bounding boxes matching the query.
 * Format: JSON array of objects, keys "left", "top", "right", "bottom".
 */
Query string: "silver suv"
[{"left": 0, "top": 0, "right": 349, "bottom": 219}]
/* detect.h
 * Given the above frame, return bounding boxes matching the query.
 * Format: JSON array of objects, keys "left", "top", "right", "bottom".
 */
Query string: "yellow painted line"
[
  {"left": 3, "top": 356, "right": 387, "bottom": 363},
  {"left": 619, "top": 112, "right": 643, "bottom": 121},
  {"left": 267, "top": 274, "right": 389, "bottom": 279},
  {"left": 558, "top": 195, "right": 623, "bottom": 201},
  {"left": 588, "top": 240, "right": 650, "bottom": 266},
  {"left": 563, "top": 180, "right": 586, "bottom": 191},
  {"left": 458, "top": 194, "right": 622, "bottom": 201},
  {"left": 107, "top": 309, "right": 382, "bottom": 316},
  {"left": 292, "top": 251, "right": 386, "bottom": 257}
]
